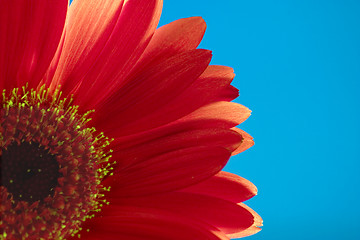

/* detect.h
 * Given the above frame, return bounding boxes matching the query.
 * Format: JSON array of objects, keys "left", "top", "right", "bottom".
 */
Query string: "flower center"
[
  {"left": 1, "top": 141, "right": 60, "bottom": 203},
  {"left": 0, "top": 87, "right": 112, "bottom": 240}
]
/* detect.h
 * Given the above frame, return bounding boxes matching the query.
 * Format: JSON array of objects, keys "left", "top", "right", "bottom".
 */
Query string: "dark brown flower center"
[
  {"left": 0, "top": 87, "right": 112, "bottom": 240},
  {"left": 1, "top": 141, "right": 61, "bottom": 203}
]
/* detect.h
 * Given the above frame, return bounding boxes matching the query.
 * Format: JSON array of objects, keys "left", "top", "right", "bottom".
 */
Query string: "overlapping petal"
[
  {"left": 44, "top": 0, "right": 125, "bottom": 87},
  {"left": 96, "top": 65, "right": 238, "bottom": 135},
  {"left": 227, "top": 204, "right": 263, "bottom": 239},
  {"left": 231, "top": 128, "right": 255, "bottom": 155},
  {"left": 106, "top": 192, "right": 258, "bottom": 238},
  {"left": 93, "top": 49, "right": 212, "bottom": 136},
  {"left": 109, "top": 128, "right": 242, "bottom": 169},
  {"left": 71, "top": 206, "right": 230, "bottom": 240},
  {"left": 134, "top": 16, "right": 207, "bottom": 68},
  {"left": 103, "top": 146, "right": 231, "bottom": 196},
  {"left": 49, "top": 0, "right": 163, "bottom": 110},
  {"left": 176, "top": 101, "right": 251, "bottom": 128},
  {"left": 93, "top": 17, "right": 238, "bottom": 136},
  {"left": 181, "top": 171, "right": 258, "bottom": 203},
  {"left": 0, "top": 0, "right": 67, "bottom": 89}
]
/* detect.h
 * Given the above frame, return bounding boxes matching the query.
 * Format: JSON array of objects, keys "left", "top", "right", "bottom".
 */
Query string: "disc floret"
[{"left": 0, "top": 86, "right": 113, "bottom": 240}]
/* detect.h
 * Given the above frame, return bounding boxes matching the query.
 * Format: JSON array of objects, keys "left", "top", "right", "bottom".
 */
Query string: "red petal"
[
  {"left": 180, "top": 171, "right": 258, "bottom": 203},
  {"left": 43, "top": 0, "right": 124, "bottom": 87},
  {"left": 197, "top": 65, "right": 239, "bottom": 102},
  {"left": 110, "top": 128, "right": 242, "bottom": 169},
  {"left": 98, "top": 101, "right": 249, "bottom": 141},
  {"left": 90, "top": 17, "right": 207, "bottom": 119},
  {"left": 50, "top": 0, "right": 162, "bottom": 109},
  {"left": 227, "top": 203, "right": 263, "bottom": 239},
  {"left": 71, "top": 206, "right": 229, "bottom": 240},
  {"left": 231, "top": 128, "right": 255, "bottom": 155},
  {"left": 104, "top": 65, "right": 238, "bottom": 136},
  {"left": 177, "top": 101, "right": 251, "bottom": 128},
  {"left": 129, "top": 65, "right": 238, "bottom": 129},
  {"left": 135, "top": 17, "right": 206, "bottom": 68},
  {"left": 103, "top": 146, "right": 231, "bottom": 197},
  {"left": 0, "top": 0, "right": 67, "bottom": 89},
  {"left": 93, "top": 49, "right": 212, "bottom": 136},
  {"left": 106, "top": 105, "right": 248, "bottom": 158},
  {"left": 107, "top": 192, "right": 259, "bottom": 238}
]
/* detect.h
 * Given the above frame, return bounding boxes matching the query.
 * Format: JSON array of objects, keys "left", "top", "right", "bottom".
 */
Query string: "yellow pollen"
[{"left": 0, "top": 85, "right": 114, "bottom": 239}]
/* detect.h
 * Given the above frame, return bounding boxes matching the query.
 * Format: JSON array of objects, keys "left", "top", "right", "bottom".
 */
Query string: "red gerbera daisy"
[{"left": 0, "top": 0, "right": 262, "bottom": 239}]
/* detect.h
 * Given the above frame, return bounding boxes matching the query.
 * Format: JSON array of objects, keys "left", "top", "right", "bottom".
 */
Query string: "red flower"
[{"left": 0, "top": 0, "right": 262, "bottom": 239}]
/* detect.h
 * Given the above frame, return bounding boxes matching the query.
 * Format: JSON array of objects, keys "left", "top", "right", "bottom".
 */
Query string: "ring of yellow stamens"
[{"left": 0, "top": 86, "right": 113, "bottom": 240}]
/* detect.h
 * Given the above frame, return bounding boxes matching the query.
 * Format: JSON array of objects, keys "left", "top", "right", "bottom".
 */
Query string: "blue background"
[{"left": 159, "top": 1, "right": 360, "bottom": 240}]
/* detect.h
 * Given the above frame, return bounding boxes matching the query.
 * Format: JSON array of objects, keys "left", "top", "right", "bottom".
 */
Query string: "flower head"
[{"left": 0, "top": 0, "right": 262, "bottom": 239}]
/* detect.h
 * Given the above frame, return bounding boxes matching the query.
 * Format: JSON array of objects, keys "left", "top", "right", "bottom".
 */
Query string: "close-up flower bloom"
[{"left": 0, "top": 0, "right": 262, "bottom": 239}]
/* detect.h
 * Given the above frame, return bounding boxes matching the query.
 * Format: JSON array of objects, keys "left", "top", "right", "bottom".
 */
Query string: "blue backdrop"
[{"left": 160, "top": 1, "right": 360, "bottom": 240}]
